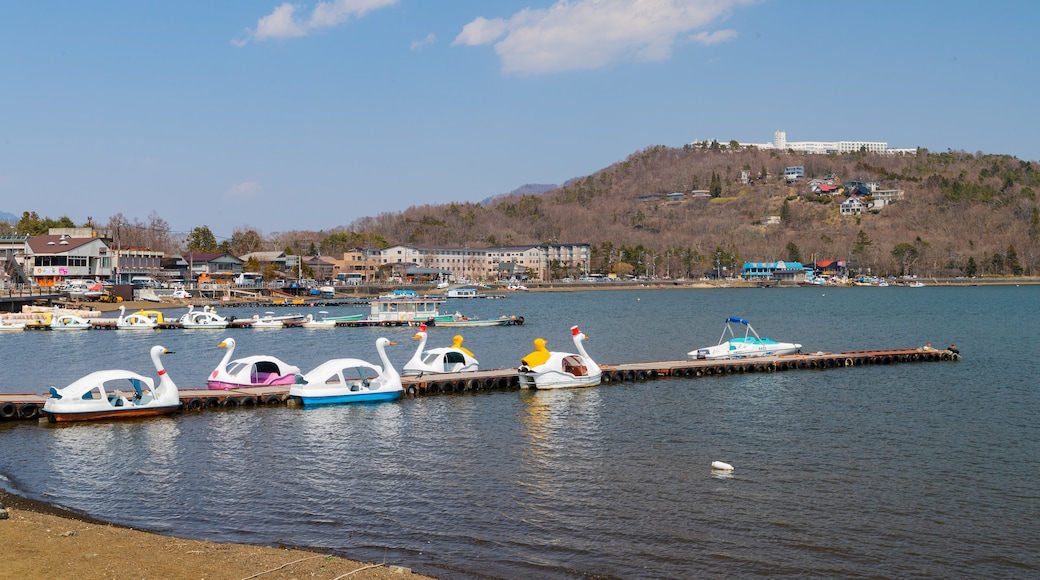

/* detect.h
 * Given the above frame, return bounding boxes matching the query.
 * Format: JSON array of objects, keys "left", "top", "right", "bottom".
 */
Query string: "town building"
[
  {"left": 727, "top": 130, "right": 917, "bottom": 155},
  {"left": 23, "top": 235, "right": 112, "bottom": 287}
]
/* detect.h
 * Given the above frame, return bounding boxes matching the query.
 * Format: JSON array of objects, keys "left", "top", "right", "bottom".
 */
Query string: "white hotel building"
[
  {"left": 728, "top": 130, "right": 917, "bottom": 155},
  {"left": 361, "top": 243, "right": 590, "bottom": 282}
]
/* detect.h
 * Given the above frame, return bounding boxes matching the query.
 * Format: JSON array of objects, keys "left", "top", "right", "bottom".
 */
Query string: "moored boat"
[
  {"left": 289, "top": 337, "right": 403, "bottom": 405},
  {"left": 42, "top": 345, "right": 180, "bottom": 422},
  {"left": 518, "top": 326, "right": 602, "bottom": 389},
  {"left": 688, "top": 317, "right": 802, "bottom": 359},
  {"left": 403, "top": 323, "right": 479, "bottom": 375},
  {"left": 207, "top": 337, "right": 300, "bottom": 389},
  {"left": 116, "top": 305, "right": 158, "bottom": 330},
  {"left": 179, "top": 305, "right": 230, "bottom": 329}
]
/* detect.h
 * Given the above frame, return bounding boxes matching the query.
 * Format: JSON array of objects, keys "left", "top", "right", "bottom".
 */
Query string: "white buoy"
[{"left": 711, "top": 461, "right": 734, "bottom": 472}]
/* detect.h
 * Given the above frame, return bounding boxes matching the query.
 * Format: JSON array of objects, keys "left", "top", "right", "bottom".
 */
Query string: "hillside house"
[{"left": 840, "top": 195, "right": 868, "bottom": 215}]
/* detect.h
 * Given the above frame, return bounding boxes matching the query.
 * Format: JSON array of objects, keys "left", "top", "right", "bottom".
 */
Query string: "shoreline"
[{"left": 0, "top": 487, "right": 438, "bottom": 579}]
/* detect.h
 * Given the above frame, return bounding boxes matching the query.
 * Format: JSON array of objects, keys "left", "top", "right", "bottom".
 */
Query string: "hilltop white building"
[{"left": 716, "top": 130, "right": 916, "bottom": 155}]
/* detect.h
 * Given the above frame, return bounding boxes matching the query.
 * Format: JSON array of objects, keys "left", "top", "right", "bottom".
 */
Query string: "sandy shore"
[{"left": 0, "top": 490, "right": 437, "bottom": 579}]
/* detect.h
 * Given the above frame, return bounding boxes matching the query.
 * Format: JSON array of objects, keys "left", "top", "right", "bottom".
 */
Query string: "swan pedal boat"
[
  {"left": 46, "top": 307, "right": 92, "bottom": 330},
  {"left": 115, "top": 305, "right": 158, "bottom": 330},
  {"left": 403, "top": 323, "right": 479, "bottom": 375},
  {"left": 207, "top": 337, "right": 300, "bottom": 390},
  {"left": 179, "top": 305, "right": 230, "bottom": 329},
  {"left": 289, "top": 337, "right": 402, "bottom": 405},
  {"left": 688, "top": 317, "right": 802, "bottom": 359},
  {"left": 518, "top": 326, "right": 602, "bottom": 389},
  {"left": 42, "top": 345, "right": 180, "bottom": 422}
]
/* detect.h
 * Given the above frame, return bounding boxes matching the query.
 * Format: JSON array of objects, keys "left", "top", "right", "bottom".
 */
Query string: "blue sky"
[{"left": 2, "top": 0, "right": 1038, "bottom": 239}]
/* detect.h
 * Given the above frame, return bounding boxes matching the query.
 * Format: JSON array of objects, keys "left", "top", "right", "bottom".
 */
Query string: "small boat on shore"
[
  {"left": 518, "top": 326, "right": 602, "bottom": 389},
  {"left": 42, "top": 345, "right": 180, "bottom": 422},
  {"left": 688, "top": 317, "right": 802, "bottom": 359},
  {"left": 289, "top": 338, "right": 403, "bottom": 406}
]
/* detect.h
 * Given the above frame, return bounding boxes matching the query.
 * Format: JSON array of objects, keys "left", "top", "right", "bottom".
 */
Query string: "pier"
[{"left": 0, "top": 347, "right": 961, "bottom": 422}]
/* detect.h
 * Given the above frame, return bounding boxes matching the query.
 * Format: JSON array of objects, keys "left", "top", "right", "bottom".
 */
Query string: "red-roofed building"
[{"left": 23, "top": 235, "right": 111, "bottom": 287}]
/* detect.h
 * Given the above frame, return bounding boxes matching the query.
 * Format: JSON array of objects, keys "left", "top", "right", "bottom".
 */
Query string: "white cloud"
[
  {"left": 226, "top": 182, "right": 263, "bottom": 199},
  {"left": 237, "top": 0, "right": 398, "bottom": 45},
  {"left": 690, "top": 29, "right": 738, "bottom": 45},
  {"left": 453, "top": 0, "right": 755, "bottom": 75},
  {"left": 410, "top": 32, "right": 436, "bottom": 51}
]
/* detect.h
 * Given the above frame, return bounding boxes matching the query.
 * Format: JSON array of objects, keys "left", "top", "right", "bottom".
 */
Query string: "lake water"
[{"left": 1, "top": 286, "right": 1038, "bottom": 578}]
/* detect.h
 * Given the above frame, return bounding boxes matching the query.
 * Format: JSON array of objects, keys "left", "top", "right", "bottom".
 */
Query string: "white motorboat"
[
  {"left": 42, "top": 345, "right": 180, "bottom": 422},
  {"left": 207, "top": 337, "right": 300, "bottom": 389},
  {"left": 688, "top": 317, "right": 802, "bottom": 359},
  {"left": 179, "top": 305, "right": 229, "bottom": 329},
  {"left": 518, "top": 326, "right": 602, "bottom": 389},
  {"left": 289, "top": 338, "right": 403, "bottom": 406},
  {"left": 0, "top": 317, "right": 26, "bottom": 332},
  {"left": 250, "top": 311, "right": 304, "bottom": 328},
  {"left": 403, "top": 323, "right": 479, "bottom": 375},
  {"left": 301, "top": 311, "right": 336, "bottom": 328}
]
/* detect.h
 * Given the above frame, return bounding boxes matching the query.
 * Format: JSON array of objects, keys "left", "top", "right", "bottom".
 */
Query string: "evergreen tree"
[
  {"left": 785, "top": 241, "right": 802, "bottom": 263},
  {"left": 1006, "top": 244, "right": 1023, "bottom": 275}
]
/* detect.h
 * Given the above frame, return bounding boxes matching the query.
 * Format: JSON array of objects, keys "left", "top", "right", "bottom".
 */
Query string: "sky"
[{"left": 2, "top": 0, "right": 1038, "bottom": 240}]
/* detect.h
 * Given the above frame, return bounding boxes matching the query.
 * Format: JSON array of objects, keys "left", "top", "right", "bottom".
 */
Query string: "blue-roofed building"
[{"left": 742, "top": 260, "right": 807, "bottom": 282}]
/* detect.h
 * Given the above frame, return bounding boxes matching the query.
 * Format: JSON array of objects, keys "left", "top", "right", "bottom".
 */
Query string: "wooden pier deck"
[{"left": 0, "top": 347, "right": 961, "bottom": 422}]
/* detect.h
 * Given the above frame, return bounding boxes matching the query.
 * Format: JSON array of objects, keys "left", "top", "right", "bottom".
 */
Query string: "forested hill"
[{"left": 347, "top": 146, "right": 1040, "bottom": 278}]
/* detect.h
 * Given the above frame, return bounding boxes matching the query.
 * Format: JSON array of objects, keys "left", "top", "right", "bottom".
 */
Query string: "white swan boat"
[
  {"left": 48, "top": 306, "right": 92, "bottom": 330},
  {"left": 403, "top": 323, "right": 479, "bottom": 375},
  {"left": 207, "top": 337, "right": 300, "bottom": 389},
  {"left": 42, "top": 345, "right": 180, "bottom": 422},
  {"left": 116, "top": 305, "right": 158, "bottom": 330},
  {"left": 289, "top": 338, "right": 403, "bottom": 405},
  {"left": 688, "top": 317, "right": 802, "bottom": 359},
  {"left": 518, "top": 326, "right": 602, "bottom": 389},
  {"left": 179, "top": 305, "right": 229, "bottom": 329}
]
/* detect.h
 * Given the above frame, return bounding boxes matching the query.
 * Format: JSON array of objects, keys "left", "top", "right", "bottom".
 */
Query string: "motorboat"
[
  {"left": 433, "top": 312, "right": 520, "bottom": 328},
  {"left": 301, "top": 311, "right": 336, "bottom": 328},
  {"left": 289, "top": 338, "right": 403, "bottom": 406},
  {"left": 48, "top": 306, "right": 92, "bottom": 330},
  {"left": 64, "top": 280, "right": 103, "bottom": 301},
  {"left": 250, "top": 311, "right": 304, "bottom": 328},
  {"left": 42, "top": 345, "right": 180, "bottom": 422},
  {"left": 207, "top": 337, "right": 300, "bottom": 390},
  {"left": 116, "top": 305, "right": 158, "bottom": 330},
  {"left": 251, "top": 312, "right": 286, "bottom": 328},
  {"left": 0, "top": 317, "right": 26, "bottom": 332},
  {"left": 403, "top": 323, "right": 479, "bottom": 375},
  {"left": 517, "top": 326, "right": 602, "bottom": 389},
  {"left": 179, "top": 304, "right": 229, "bottom": 329},
  {"left": 688, "top": 317, "right": 802, "bottom": 359}
]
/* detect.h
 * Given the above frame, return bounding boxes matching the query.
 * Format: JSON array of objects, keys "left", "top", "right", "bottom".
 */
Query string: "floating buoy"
[{"left": 711, "top": 461, "right": 734, "bottom": 472}]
